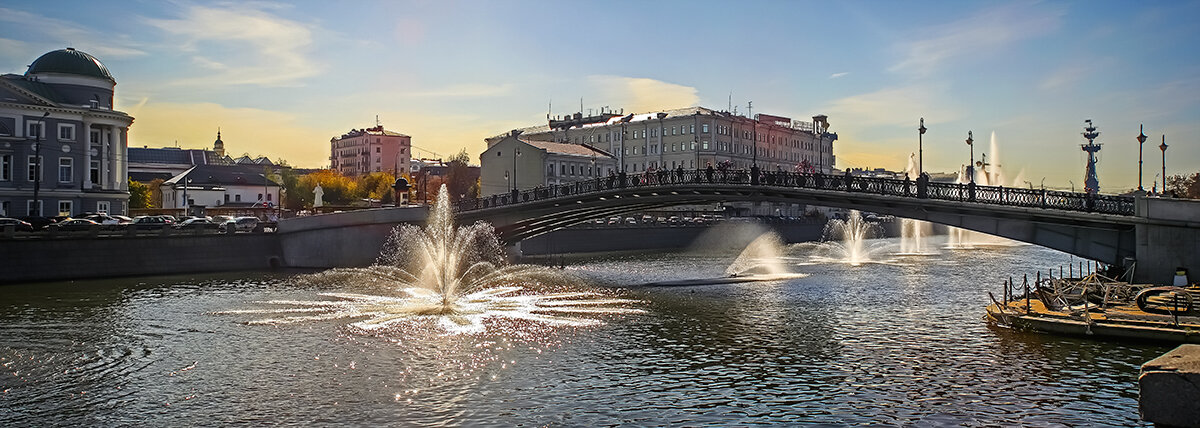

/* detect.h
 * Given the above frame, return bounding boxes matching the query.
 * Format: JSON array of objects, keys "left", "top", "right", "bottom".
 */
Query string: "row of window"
[
  {"left": 0, "top": 199, "right": 110, "bottom": 217},
  {"left": 0, "top": 154, "right": 98, "bottom": 183},
  {"left": 9, "top": 122, "right": 78, "bottom": 141}
]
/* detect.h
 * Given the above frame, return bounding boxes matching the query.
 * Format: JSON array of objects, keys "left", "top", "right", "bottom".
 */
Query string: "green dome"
[{"left": 25, "top": 48, "right": 114, "bottom": 83}]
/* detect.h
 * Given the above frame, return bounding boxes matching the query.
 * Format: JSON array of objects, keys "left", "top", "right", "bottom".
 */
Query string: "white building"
[
  {"left": 160, "top": 164, "right": 281, "bottom": 214},
  {"left": 480, "top": 132, "right": 617, "bottom": 196}
]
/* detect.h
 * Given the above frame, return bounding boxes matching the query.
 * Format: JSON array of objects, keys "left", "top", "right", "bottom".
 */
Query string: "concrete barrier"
[
  {"left": 0, "top": 233, "right": 282, "bottom": 284},
  {"left": 1140, "top": 344, "right": 1200, "bottom": 426}
]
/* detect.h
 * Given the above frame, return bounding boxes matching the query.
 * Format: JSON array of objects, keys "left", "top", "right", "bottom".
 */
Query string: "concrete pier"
[{"left": 1140, "top": 344, "right": 1200, "bottom": 426}]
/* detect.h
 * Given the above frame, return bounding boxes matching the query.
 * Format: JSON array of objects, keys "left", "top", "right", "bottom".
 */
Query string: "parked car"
[
  {"left": 130, "top": 215, "right": 172, "bottom": 229},
  {"left": 175, "top": 217, "right": 220, "bottom": 230},
  {"left": 111, "top": 215, "right": 134, "bottom": 224},
  {"left": 0, "top": 217, "right": 34, "bottom": 232},
  {"left": 53, "top": 218, "right": 100, "bottom": 231},
  {"left": 83, "top": 214, "right": 122, "bottom": 225},
  {"left": 211, "top": 215, "right": 235, "bottom": 226},
  {"left": 232, "top": 217, "right": 259, "bottom": 232}
]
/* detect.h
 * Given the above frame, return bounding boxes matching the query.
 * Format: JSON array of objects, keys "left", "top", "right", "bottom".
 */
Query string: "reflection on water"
[{"left": 0, "top": 238, "right": 1166, "bottom": 425}]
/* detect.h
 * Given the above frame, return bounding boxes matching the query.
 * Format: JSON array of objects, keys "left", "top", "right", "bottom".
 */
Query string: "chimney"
[{"left": 511, "top": 129, "right": 523, "bottom": 138}]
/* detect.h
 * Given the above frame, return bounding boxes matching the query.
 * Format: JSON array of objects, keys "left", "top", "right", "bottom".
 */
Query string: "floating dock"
[{"left": 986, "top": 273, "right": 1200, "bottom": 343}]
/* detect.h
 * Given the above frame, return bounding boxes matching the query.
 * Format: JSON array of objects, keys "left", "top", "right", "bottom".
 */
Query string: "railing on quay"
[{"left": 455, "top": 168, "right": 1136, "bottom": 217}]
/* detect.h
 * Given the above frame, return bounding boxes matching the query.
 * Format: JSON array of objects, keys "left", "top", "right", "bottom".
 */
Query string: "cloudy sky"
[{"left": 2, "top": 0, "right": 1196, "bottom": 191}]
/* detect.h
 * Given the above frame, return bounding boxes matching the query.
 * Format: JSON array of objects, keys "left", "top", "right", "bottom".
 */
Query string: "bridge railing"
[{"left": 456, "top": 169, "right": 1136, "bottom": 216}]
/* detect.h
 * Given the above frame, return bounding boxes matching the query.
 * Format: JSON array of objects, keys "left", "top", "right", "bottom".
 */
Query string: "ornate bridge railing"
[{"left": 455, "top": 169, "right": 1135, "bottom": 216}]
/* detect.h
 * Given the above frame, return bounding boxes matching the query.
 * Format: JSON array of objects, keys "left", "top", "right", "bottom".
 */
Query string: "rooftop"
[
  {"left": 25, "top": 48, "right": 115, "bottom": 83},
  {"left": 522, "top": 139, "right": 615, "bottom": 158}
]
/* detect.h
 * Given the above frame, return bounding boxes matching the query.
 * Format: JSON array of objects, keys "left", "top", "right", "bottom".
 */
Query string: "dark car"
[
  {"left": 0, "top": 217, "right": 34, "bottom": 232},
  {"left": 53, "top": 218, "right": 101, "bottom": 231},
  {"left": 174, "top": 218, "right": 220, "bottom": 230},
  {"left": 129, "top": 215, "right": 172, "bottom": 229},
  {"left": 18, "top": 216, "right": 57, "bottom": 230}
]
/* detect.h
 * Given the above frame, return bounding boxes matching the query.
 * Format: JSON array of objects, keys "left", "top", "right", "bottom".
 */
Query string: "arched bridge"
[{"left": 450, "top": 169, "right": 1198, "bottom": 284}]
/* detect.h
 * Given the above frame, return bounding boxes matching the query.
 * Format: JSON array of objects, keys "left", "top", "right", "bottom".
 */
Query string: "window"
[
  {"left": 689, "top": 124, "right": 695, "bottom": 133},
  {"left": 235, "top": 194, "right": 241, "bottom": 202},
  {"left": 672, "top": 126, "right": 677, "bottom": 135},
  {"left": 90, "top": 160, "right": 99, "bottom": 185},
  {"left": 26, "top": 121, "right": 44, "bottom": 139},
  {"left": 267, "top": 193, "right": 272, "bottom": 201},
  {"left": 547, "top": 165, "right": 555, "bottom": 176},
  {"left": 27, "top": 200, "right": 42, "bottom": 216},
  {"left": 375, "top": 147, "right": 381, "bottom": 153},
  {"left": 97, "top": 201, "right": 109, "bottom": 214},
  {"left": 0, "top": 201, "right": 7, "bottom": 216},
  {"left": 702, "top": 124, "right": 709, "bottom": 133},
  {"left": 258, "top": 193, "right": 263, "bottom": 201},
  {"left": 58, "top": 158, "right": 72, "bottom": 183},
  {"left": 58, "top": 124, "right": 75, "bottom": 141},
  {"left": 225, "top": 194, "right": 230, "bottom": 203},
  {"left": 0, "top": 154, "right": 9, "bottom": 181},
  {"left": 27, "top": 156, "right": 41, "bottom": 181}
]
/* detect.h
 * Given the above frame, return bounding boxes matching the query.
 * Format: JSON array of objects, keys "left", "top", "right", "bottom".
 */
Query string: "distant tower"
[
  {"left": 1081, "top": 119, "right": 1102, "bottom": 195},
  {"left": 213, "top": 128, "right": 225, "bottom": 158}
]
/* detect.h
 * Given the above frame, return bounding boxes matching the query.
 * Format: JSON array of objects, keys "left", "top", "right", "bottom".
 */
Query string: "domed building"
[{"left": 0, "top": 48, "right": 134, "bottom": 217}]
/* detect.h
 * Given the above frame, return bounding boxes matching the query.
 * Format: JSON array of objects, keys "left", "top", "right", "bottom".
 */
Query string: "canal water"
[{"left": 0, "top": 236, "right": 1167, "bottom": 425}]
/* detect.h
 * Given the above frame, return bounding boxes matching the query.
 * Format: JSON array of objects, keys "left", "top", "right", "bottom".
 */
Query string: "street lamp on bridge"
[
  {"left": 1137, "top": 125, "right": 1147, "bottom": 191},
  {"left": 918, "top": 118, "right": 927, "bottom": 175},
  {"left": 965, "top": 131, "right": 975, "bottom": 184},
  {"left": 1159, "top": 135, "right": 1168, "bottom": 194}
]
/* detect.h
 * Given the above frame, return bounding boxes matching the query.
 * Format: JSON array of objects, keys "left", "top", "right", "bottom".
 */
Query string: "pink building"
[{"left": 329, "top": 125, "right": 412, "bottom": 177}]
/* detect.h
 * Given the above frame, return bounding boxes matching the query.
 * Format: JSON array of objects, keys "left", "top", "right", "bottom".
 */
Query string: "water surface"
[{"left": 0, "top": 237, "right": 1164, "bottom": 425}]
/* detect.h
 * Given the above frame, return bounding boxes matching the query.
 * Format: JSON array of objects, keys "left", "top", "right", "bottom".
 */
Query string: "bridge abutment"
[{"left": 1133, "top": 197, "right": 1200, "bottom": 285}]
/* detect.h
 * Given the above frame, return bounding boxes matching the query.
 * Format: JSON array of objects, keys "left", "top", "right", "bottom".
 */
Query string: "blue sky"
[{"left": 2, "top": 0, "right": 1196, "bottom": 191}]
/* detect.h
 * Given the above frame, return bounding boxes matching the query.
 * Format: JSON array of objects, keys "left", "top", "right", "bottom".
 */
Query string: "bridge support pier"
[
  {"left": 1132, "top": 197, "right": 1200, "bottom": 285},
  {"left": 504, "top": 242, "right": 523, "bottom": 263}
]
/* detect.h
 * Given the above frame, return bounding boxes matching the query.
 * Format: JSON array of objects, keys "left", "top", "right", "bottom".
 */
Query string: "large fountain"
[
  {"left": 805, "top": 210, "right": 895, "bottom": 266},
  {"left": 219, "top": 185, "right": 643, "bottom": 334},
  {"left": 946, "top": 131, "right": 1021, "bottom": 249}
]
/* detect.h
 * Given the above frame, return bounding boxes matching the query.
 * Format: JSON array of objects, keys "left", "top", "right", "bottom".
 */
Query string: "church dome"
[{"left": 25, "top": 48, "right": 115, "bottom": 83}]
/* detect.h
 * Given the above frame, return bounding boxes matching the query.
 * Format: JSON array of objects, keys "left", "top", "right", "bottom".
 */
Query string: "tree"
[
  {"left": 128, "top": 178, "right": 152, "bottom": 209},
  {"left": 1165, "top": 172, "right": 1200, "bottom": 199},
  {"left": 298, "top": 170, "right": 359, "bottom": 205},
  {"left": 445, "top": 149, "right": 478, "bottom": 202}
]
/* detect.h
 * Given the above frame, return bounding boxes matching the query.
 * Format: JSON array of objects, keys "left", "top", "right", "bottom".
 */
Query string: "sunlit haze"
[{"left": 2, "top": 0, "right": 1196, "bottom": 191}]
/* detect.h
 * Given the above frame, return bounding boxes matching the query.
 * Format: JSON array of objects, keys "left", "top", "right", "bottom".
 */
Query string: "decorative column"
[
  {"left": 82, "top": 120, "right": 92, "bottom": 189},
  {"left": 99, "top": 125, "right": 108, "bottom": 189}
]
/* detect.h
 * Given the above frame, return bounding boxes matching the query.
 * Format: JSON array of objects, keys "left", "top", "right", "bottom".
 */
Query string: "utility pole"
[{"left": 31, "top": 111, "right": 49, "bottom": 216}]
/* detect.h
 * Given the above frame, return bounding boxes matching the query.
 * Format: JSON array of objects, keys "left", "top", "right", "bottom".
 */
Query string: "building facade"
[
  {"left": 480, "top": 132, "right": 617, "bottom": 196},
  {"left": 159, "top": 164, "right": 281, "bottom": 216},
  {"left": 0, "top": 48, "right": 134, "bottom": 217},
  {"left": 330, "top": 125, "right": 411, "bottom": 177},
  {"left": 486, "top": 106, "right": 837, "bottom": 177}
]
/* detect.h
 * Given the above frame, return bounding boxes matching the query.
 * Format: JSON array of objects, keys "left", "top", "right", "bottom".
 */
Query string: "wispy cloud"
[
  {"left": 1038, "top": 64, "right": 1090, "bottom": 91},
  {"left": 586, "top": 76, "right": 700, "bottom": 113},
  {"left": 823, "top": 84, "right": 962, "bottom": 128},
  {"left": 146, "top": 4, "right": 321, "bottom": 87},
  {"left": 890, "top": 2, "right": 1064, "bottom": 76},
  {"left": 0, "top": 7, "right": 148, "bottom": 60},
  {"left": 404, "top": 83, "right": 514, "bottom": 98},
  {"left": 829, "top": 72, "right": 849, "bottom": 79}
]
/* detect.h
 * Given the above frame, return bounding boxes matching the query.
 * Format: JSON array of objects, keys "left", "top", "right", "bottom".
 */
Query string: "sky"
[{"left": 2, "top": 0, "right": 1197, "bottom": 191}]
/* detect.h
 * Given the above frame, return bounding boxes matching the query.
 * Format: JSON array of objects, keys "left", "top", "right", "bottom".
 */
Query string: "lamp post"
[
  {"left": 1136, "top": 124, "right": 1147, "bottom": 191},
  {"left": 31, "top": 111, "right": 49, "bottom": 216},
  {"left": 1156, "top": 134, "right": 1166, "bottom": 193},
  {"left": 965, "top": 131, "right": 975, "bottom": 184},
  {"left": 512, "top": 147, "right": 521, "bottom": 192},
  {"left": 918, "top": 118, "right": 927, "bottom": 175}
]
